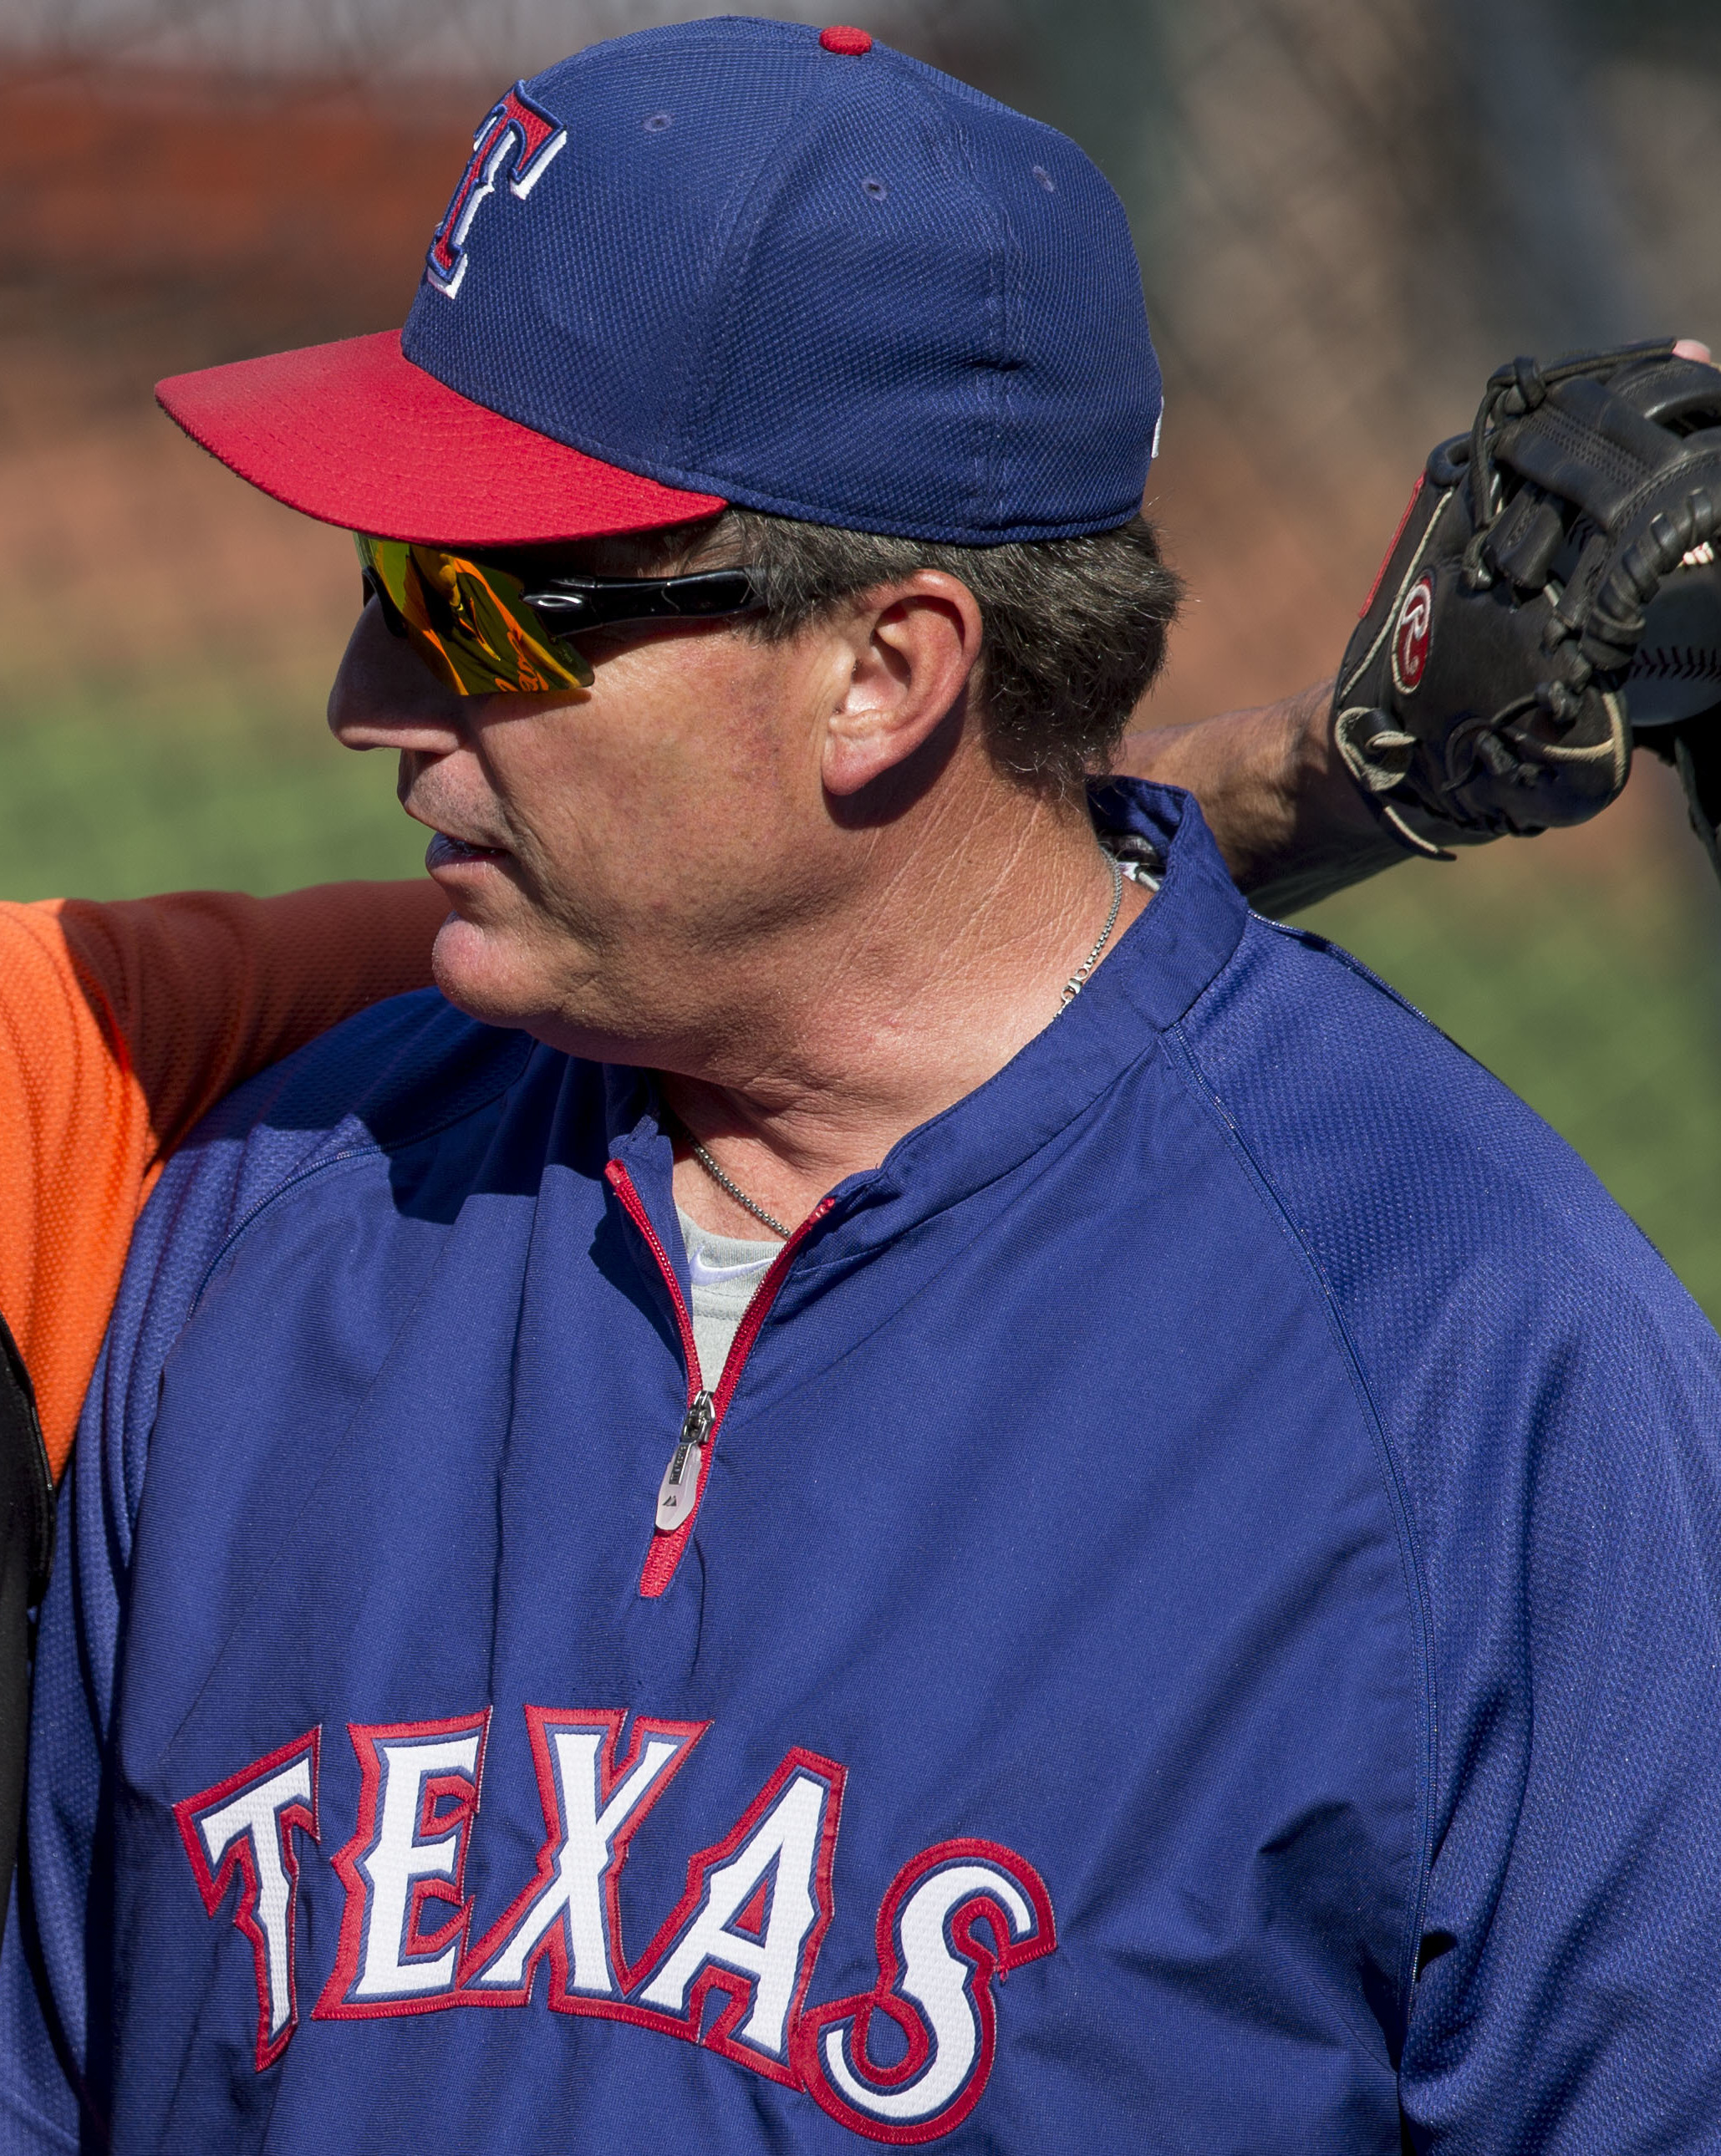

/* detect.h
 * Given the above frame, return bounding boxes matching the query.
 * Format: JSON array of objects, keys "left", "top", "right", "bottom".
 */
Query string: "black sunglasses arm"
[{"left": 519, "top": 566, "right": 763, "bottom": 632}]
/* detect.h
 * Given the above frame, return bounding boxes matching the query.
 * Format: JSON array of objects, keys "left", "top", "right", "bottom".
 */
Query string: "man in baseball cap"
[{"left": 7, "top": 19, "right": 1721, "bottom": 2151}]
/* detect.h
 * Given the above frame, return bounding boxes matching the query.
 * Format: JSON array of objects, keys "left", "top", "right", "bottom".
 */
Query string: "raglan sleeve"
[
  {"left": 0, "top": 987, "right": 461, "bottom": 2149},
  {"left": 0, "top": 1079, "right": 323, "bottom": 2149},
  {"left": 1395, "top": 1258, "right": 1721, "bottom": 2150},
  {"left": 1175, "top": 919, "right": 1721, "bottom": 2147}
]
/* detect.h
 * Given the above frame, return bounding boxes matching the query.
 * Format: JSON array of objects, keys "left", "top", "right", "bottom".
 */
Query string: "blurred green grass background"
[
  {"left": 0, "top": 676, "right": 424, "bottom": 898},
  {"left": 1306, "top": 808, "right": 1721, "bottom": 1319}
]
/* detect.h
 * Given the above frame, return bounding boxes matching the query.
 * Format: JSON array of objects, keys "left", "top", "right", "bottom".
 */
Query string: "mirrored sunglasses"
[{"left": 354, "top": 533, "right": 764, "bottom": 696}]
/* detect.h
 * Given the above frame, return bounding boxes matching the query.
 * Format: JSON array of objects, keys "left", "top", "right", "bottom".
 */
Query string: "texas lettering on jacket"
[{"left": 174, "top": 1704, "right": 1057, "bottom": 2144}]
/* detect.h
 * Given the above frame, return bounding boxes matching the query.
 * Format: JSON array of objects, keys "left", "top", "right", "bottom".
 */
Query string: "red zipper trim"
[
  {"left": 604, "top": 1160, "right": 834, "bottom": 1599},
  {"left": 605, "top": 1160, "right": 703, "bottom": 1392}
]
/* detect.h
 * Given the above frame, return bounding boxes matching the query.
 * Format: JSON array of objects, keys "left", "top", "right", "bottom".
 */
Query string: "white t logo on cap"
[{"left": 425, "top": 84, "right": 568, "bottom": 300}]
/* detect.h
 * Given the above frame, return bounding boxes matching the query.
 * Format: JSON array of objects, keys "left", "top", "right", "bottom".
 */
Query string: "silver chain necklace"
[
  {"left": 685, "top": 851, "right": 1128, "bottom": 1238},
  {"left": 1060, "top": 852, "right": 1124, "bottom": 1008},
  {"left": 686, "top": 1136, "right": 795, "bottom": 1240}
]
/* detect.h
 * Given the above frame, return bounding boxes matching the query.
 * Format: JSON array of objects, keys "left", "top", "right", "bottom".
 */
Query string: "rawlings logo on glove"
[{"left": 1334, "top": 339, "right": 1721, "bottom": 871}]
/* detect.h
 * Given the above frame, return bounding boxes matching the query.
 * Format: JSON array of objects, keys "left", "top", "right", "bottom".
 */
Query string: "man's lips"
[{"left": 425, "top": 831, "right": 508, "bottom": 872}]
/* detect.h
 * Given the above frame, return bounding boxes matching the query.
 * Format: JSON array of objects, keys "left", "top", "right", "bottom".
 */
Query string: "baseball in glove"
[{"left": 1333, "top": 338, "right": 1721, "bottom": 876}]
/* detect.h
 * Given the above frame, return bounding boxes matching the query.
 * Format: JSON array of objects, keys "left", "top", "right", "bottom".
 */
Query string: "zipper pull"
[{"left": 655, "top": 1391, "right": 714, "bottom": 1532}]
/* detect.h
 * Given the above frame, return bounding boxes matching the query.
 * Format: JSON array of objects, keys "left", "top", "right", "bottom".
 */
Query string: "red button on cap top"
[{"left": 819, "top": 25, "right": 873, "bottom": 53}]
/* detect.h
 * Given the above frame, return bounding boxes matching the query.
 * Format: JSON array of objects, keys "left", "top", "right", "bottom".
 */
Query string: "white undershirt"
[{"left": 677, "top": 1207, "right": 780, "bottom": 1387}]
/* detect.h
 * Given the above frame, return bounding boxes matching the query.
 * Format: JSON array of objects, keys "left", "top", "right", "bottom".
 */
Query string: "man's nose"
[{"left": 328, "top": 598, "right": 469, "bottom": 754}]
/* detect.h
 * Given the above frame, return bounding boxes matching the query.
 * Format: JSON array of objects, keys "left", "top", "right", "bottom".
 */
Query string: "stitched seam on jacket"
[
  {"left": 1163, "top": 1018, "right": 1438, "bottom": 2050},
  {"left": 186, "top": 1047, "right": 537, "bottom": 1320},
  {"left": 187, "top": 1152, "right": 379, "bottom": 1321}
]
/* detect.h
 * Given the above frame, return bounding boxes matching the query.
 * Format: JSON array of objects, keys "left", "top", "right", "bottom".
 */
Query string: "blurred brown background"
[{"left": 5, "top": 0, "right": 1721, "bottom": 1306}]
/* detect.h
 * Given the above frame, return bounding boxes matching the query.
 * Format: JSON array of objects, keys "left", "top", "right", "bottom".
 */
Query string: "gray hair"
[{"left": 608, "top": 507, "right": 1183, "bottom": 797}]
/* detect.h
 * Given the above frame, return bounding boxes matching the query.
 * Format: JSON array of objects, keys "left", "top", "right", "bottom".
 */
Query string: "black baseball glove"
[{"left": 1333, "top": 339, "right": 1721, "bottom": 877}]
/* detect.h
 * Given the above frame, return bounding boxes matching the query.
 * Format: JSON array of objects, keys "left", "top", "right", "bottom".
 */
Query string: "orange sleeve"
[{"left": 0, "top": 880, "right": 446, "bottom": 1483}]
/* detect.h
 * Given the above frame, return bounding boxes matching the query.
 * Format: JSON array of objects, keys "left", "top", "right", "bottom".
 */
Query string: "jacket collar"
[{"left": 605, "top": 781, "right": 1247, "bottom": 1276}]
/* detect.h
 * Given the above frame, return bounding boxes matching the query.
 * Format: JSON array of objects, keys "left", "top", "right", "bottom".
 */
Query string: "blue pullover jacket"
[{"left": 3, "top": 783, "right": 1720, "bottom": 2153}]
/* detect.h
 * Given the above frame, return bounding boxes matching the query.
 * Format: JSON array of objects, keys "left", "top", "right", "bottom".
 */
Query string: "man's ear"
[{"left": 820, "top": 572, "right": 983, "bottom": 799}]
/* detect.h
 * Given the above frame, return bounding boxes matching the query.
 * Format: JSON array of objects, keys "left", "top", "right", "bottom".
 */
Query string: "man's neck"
[{"left": 659, "top": 777, "right": 1148, "bottom": 1239}]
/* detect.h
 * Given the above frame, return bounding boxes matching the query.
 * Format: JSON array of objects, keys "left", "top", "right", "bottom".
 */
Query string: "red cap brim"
[{"left": 155, "top": 329, "right": 726, "bottom": 546}]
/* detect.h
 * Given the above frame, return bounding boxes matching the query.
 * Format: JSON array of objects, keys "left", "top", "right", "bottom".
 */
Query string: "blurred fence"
[
  {"left": 4, "top": 0, "right": 1721, "bottom": 1307},
  {"left": 8, "top": 0, "right": 1721, "bottom": 714}
]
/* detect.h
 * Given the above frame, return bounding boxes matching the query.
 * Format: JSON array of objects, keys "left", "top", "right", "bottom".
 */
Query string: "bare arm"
[{"left": 1118, "top": 678, "right": 1408, "bottom": 916}]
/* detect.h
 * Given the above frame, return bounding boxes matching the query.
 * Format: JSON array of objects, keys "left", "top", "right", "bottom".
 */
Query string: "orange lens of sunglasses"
[{"left": 354, "top": 533, "right": 595, "bottom": 695}]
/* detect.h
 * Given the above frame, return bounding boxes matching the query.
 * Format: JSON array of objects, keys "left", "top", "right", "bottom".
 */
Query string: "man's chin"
[
  {"left": 429, "top": 915, "right": 548, "bottom": 1031},
  {"left": 429, "top": 913, "right": 618, "bottom": 1055}
]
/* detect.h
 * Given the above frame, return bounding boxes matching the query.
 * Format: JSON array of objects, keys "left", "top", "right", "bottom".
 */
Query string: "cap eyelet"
[
  {"left": 1031, "top": 165, "right": 1056, "bottom": 192},
  {"left": 643, "top": 110, "right": 673, "bottom": 133},
  {"left": 862, "top": 176, "right": 889, "bottom": 201}
]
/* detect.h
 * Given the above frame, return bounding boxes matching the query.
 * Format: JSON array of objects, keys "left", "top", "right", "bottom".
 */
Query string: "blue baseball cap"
[{"left": 157, "top": 16, "right": 1163, "bottom": 549}]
